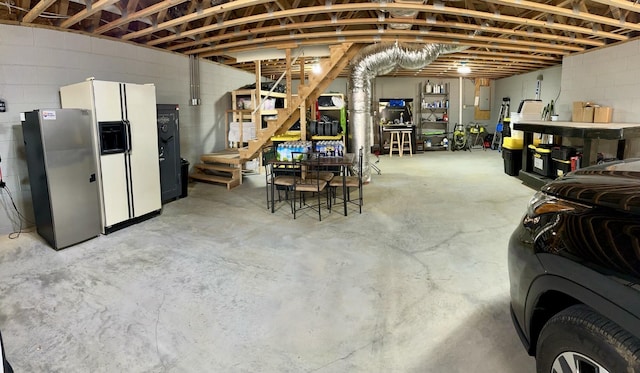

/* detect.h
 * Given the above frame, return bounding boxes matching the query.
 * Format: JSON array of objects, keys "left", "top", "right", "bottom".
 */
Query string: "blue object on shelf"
[{"left": 389, "top": 99, "right": 405, "bottom": 108}]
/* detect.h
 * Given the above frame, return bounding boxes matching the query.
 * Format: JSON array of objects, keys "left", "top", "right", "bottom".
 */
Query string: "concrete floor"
[{"left": 0, "top": 149, "right": 538, "bottom": 372}]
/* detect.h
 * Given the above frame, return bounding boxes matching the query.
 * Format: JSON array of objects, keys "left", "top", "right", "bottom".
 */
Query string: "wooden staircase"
[
  {"left": 238, "top": 43, "right": 363, "bottom": 161},
  {"left": 192, "top": 43, "right": 363, "bottom": 189},
  {"left": 190, "top": 149, "right": 242, "bottom": 190}
]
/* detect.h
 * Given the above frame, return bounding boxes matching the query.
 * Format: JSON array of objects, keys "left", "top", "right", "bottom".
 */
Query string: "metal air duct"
[
  {"left": 348, "top": 42, "right": 469, "bottom": 181},
  {"left": 374, "top": 0, "right": 426, "bottom": 30}
]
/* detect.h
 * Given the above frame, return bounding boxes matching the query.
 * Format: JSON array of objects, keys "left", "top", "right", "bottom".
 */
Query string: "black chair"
[
  {"left": 329, "top": 146, "right": 363, "bottom": 215},
  {"left": 291, "top": 152, "right": 329, "bottom": 221},
  {"left": 262, "top": 147, "right": 298, "bottom": 213}
]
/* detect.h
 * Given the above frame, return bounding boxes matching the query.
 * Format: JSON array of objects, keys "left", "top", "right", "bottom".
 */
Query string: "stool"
[
  {"left": 389, "top": 131, "right": 401, "bottom": 157},
  {"left": 399, "top": 130, "right": 413, "bottom": 157}
]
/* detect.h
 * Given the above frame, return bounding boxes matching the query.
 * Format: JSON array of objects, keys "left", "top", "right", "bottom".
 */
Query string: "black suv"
[
  {"left": 509, "top": 159, "right": 640, "bottom": 372},
  {"left": 1, "top": 330, "right": 12, "bottom": 373}
]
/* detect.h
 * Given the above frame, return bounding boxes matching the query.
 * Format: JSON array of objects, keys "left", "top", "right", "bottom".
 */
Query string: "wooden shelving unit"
[{"left": 231, "top": 88, "right": 288, "bottom": 130}]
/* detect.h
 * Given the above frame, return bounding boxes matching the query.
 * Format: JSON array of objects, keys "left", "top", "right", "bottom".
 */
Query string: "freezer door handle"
[
  {"left": 124, "top": 120, "right": 132, "bottom": 152},
  {"left": 89, "top": 173, "right": 96, "bottom": 183}
]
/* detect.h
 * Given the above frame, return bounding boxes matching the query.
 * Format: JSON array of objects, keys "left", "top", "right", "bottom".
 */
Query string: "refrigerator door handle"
[{"left": 124, "top": 120, "right": 132, "bottom": 153}]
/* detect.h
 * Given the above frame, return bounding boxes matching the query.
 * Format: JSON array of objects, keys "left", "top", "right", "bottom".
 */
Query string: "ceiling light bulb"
[{"left": 457, "top": 64, "right": 471, "bottom": 74}]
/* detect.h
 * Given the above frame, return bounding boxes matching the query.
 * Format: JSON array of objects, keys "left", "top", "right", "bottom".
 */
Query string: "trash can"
[{"left": 180, "top": 158, "right": 189, "bottom": 198}]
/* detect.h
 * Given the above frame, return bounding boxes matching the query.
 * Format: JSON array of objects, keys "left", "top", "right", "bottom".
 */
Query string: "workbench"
[{"left": 513, "top": 120, "right": 640, "bottom": 189}]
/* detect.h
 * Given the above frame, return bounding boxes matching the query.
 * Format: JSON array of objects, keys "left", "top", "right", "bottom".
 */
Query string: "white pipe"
[
  {"left": 458, "top": 76, "right": 463, "bottom": 125},
  {"left": 195, "top": 56, "right": 200, "bottom": 104},
  {"left": 189, "top": 56, "right": 194, "bottom": 105}
]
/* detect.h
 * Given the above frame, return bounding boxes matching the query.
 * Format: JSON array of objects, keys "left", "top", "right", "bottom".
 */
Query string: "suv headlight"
[
  {"left": 523, "top": 191, "right": 591, "bottom": 249},
  {"left": 526, "top": 191, "right": 585, "bottom": 218}
]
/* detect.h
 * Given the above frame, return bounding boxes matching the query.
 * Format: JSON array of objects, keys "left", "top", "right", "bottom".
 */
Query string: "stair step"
[
  {"left": 200, "top": 150, "right": 241, "bottom": 164},
  {"left": 190, "top": 172, "right": 240, "bottom": 190},
  {"left": 194, "top": 163, "right": 240, "bottom": 174}
]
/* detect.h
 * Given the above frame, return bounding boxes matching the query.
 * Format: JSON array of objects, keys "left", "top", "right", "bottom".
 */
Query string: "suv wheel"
[{"left": 536, "top": 305, "right": 640, "bottom": 373}]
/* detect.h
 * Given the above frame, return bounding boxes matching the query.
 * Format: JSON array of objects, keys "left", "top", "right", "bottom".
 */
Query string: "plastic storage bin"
[
  {"left": 180, "top": 158, "right": 189, "bottom": 198},
  {"left": 533, "top": 147, "right": 554, "bottom": 177},
  {"left": 553, "top": 159, "right": 572, "bottom": 177},
  {"left": 502, "top": 148, "right": 523, "bottom": 176},
  {"left": 502, "top": 137, "right": 523, "bottom": 150},
  {"left": 551, "top": 145, "right": 577, "bottom": 161}
]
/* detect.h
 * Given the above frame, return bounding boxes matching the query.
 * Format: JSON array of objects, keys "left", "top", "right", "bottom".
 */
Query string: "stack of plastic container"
[
  {"left": 314, "top": 140, "right": 344, "bottom": 157},
  {"left": 276, "top": 141, "right": 312, "bottom": 161}
]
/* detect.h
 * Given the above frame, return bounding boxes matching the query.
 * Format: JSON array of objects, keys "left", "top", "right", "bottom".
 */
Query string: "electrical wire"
[
  {"left": 0, "top": 1, "right": 70, "bottom": 19},
  {"left": 554, "top": 87, "right": 562, "bottom": 107},
  {"left": 0, "top": 184, "right": 33, "bottom": 239}
]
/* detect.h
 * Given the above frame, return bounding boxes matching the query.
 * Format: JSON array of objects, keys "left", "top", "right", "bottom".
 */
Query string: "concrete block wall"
[
  {"left": 493, "top": 65, "right": 562, "bottom": 125},
  {"left": 560, "top": 39, "right": 640, "bottom": 123},
  {"left": 0, "top": 24, "right": 254, "bottom": 235},
  {"left": 496, "top": 40, "right": 640, "bottom": 158}
]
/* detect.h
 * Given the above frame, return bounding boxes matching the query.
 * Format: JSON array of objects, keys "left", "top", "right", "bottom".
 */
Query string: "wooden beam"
[
  {"left": 299, "top": 56, "right": 305, "bottom": 87},
  {"left": 123, "top": 0, "right": 272, "bottom": 40},
  {"left": 285, "top": 49, "right": 292, "bottom": 109},
  {"left": 456, "top": 49, "right": 559, "bottom": 61},
  {"left": 255, "top": 60, "right": 261, "bottom": 94},
  {"left": 190, "top": 29, "right": 579, "bottom": 57},
  {"left": 120, "top": 0, "right": 141, "bottom": 31},
  {"left": 94, "top": 0, "right": 189, "bottom": 34},
  {"left": 22, "top": 0, "right": 57, "bottom": 23},
  {"left": 166, "top": 16, "right": 605, "bottom": 52},
  {"left": 60, "top": 0, "right": 120, "bottom": 28},
  {"left": 56, "top": 0, "right": 70, "bottom": 19},
  {"left": 483, "top": 0, "right": 640, "bottom": 31},
  {"left": 200, "top": 38, "right": 568, "bottom": 61},
  {"left": 178, "top": 0, "right": 201, "bottom": 33},
  {"left": 591, "top": 0, "right": 640, "bottom": 14},
  {"left": 141, "top": 2, "right": 626, "bottom": 47}
]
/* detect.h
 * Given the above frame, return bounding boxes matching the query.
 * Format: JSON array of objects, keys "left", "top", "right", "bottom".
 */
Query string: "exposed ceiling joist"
[
  {"left": 22, "top": 0, "right": 57, "bottom": 23},
  {"left": 60, "top": 0, "right": 121, "bottom": 28},
  {"left": 2, "top": 0, "right": 637, "bottom": 80}
]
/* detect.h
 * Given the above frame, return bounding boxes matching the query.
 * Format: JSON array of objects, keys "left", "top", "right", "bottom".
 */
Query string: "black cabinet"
[{"left": 157, "top": 104, "right": 182, "bottom": 203}]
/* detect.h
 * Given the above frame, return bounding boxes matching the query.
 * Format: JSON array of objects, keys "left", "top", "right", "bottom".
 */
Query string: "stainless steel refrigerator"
[
  {"left": 60, "top": 79, "right": 162, "bottom": 234},
  {"left": 22, "top": 109, "right": 101, "bottom": 250}
]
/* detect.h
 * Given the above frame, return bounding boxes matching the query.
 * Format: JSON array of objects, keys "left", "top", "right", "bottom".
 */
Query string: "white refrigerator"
[{"left": 60, "top": 79, "right": 162, "bottom": 234}]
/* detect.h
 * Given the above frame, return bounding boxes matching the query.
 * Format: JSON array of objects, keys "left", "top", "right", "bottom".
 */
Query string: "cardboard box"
[
  {"left": 572, "top": 102, "right": 585, "bottom": 122},
  {"left": 572, "top": 101, "right": 594, "bottom": 122},
  {"left": 582, "top": 106, "right": 594, "bottom": 123},
  {"left": 594, "top": 106, "right": 613, "bottom": 123}
]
